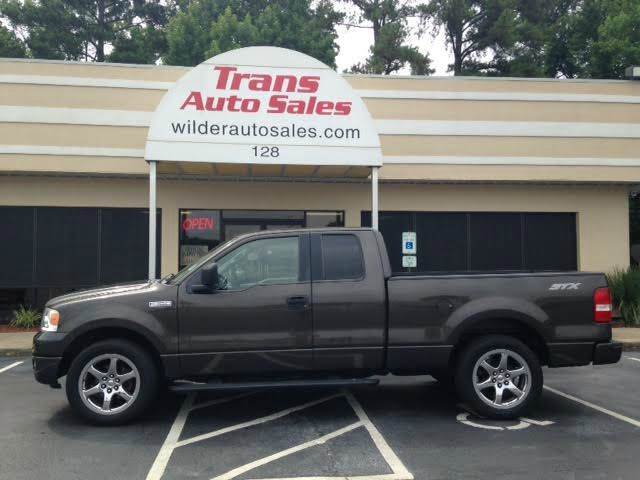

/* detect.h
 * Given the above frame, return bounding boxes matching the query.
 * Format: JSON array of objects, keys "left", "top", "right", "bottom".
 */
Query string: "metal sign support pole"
[
  {"left": 148, "top": 160, "right": 157, "bottom": 280},
  {"left": 372, "top": 166, "right": 379, "bottom": 230}
]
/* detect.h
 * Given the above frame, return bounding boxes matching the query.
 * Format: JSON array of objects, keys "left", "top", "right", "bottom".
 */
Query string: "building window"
[
  {"left": 362, "top": 211, "right": 577, "bottom": 274},
  {"left": 0, "top": 206, "right": 161, "bottom": 314},
  {"left": 178, "top": 209, "right": 344, "bottom": 269}
]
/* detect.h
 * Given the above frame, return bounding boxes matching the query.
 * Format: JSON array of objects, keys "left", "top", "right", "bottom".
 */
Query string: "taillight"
[{"left": 594, "top": 287, "right": 613, "bottom": 324}]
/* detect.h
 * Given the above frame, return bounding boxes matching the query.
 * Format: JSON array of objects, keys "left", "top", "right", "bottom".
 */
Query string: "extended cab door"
[
  {"left": 310, "top": 231, "right": 386, "bottom": 373},
  {"left": 178, "top": 233, "right": 312, "bottom": 376}
]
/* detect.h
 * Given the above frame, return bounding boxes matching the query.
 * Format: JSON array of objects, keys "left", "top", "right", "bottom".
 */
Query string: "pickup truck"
[{"left": 32, "top": 228, "right": 622, "bottom": 424}]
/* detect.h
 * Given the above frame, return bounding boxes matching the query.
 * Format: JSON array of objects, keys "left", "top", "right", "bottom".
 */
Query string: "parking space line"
[
  {"left": 625, "top": 356, "right": 640, "bottom": 363},
  {"left": 146, "top": 393, "right": 195, "bottom": 480},
  {"left": 544, "top": 385, "right": 640, "bottom": 428},
  {"left": 212, "top": 421, "right": 364, "bottom": 480},
  {"left": 248, "top": 475, "right": 410, "bottom": 480},
  {"left": 176, "top": 392, "right": 344, "bottom": 448},
  {"left": 0, "top": 361, "right": 23, "bottom": 374},
  {"left": 344, "top": 390, "right": 413, "bottom": 480}
]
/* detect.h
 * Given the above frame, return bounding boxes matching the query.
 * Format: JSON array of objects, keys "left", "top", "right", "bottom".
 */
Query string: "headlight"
[{"left": 41, "top": 308, "right": 60, "bottom": 332}]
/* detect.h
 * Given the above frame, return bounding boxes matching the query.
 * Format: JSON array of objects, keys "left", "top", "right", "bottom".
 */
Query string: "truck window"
[
  {"left": 216, "top": 236, "right": 300, "bottom": 290},
  {"left": 321, "top": 234, "right": 364, "bottom": 280}
]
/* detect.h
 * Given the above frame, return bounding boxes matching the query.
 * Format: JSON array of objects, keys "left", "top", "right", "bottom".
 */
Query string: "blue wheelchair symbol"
[{"left": 405, "top": 242, "right": 414, "bottom": 250}]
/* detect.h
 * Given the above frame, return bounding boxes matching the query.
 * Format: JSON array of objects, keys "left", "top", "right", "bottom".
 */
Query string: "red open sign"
[{"left": 182, "top": 217, "right": 215, "bottom": 231}]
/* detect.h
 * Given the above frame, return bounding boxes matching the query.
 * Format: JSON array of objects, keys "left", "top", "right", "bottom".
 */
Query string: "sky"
[{"left": 334, "top": 16, "right": 452, "bottom": 76}]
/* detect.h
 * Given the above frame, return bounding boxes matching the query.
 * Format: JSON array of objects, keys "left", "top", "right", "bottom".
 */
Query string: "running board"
[{"left": 169, "top": 377, "right": 379, "bottom": 393}]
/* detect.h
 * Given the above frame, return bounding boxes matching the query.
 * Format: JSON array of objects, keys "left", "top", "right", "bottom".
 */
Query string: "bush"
[
  {"left": 9, "top": 305, "right": 42, "bottom": 329},
  {"left": 607, "top": 267, "right": 640, "bottom": 326}
]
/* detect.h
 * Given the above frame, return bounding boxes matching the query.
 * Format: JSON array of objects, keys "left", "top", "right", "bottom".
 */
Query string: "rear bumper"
[
  {"left": 593, "top": 341, "right": 623, "bottom": 365},
  {"left": 32, "top": 356, "right": 62, "bottom": 386},
  {"left": 548, "top": 341, "right": 622, "bottom": 367}
]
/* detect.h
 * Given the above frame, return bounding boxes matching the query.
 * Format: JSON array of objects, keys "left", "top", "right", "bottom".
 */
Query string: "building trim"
[
  {"left": 0, "top": 74, "right": 175, "bottom": 91},
  {"left": 383, "top": 156, "right": 640, "bottom": 166},
  {"left": 1, "top": 106, "right": 639, "bottom": 139},
  {"left": 0, "top": 106, "right": 151, "bottom": 126},
  {"left": 375, "top": 119, "right": 640, "bottom": 138},
  {"left": 0, "top": 57, "right": 631, "bottom": 84},
  {"left": 0, "top": 145, "right": 145, "bottom": 158},
  {"left": 2, "top": 144, "right": 640, "bottom": 167},
  {"left": 1, "top": 75, "right": 639, "bottom": 104},
  {"left": 358, "top": 89, "right": 640, "bottom": 104}
]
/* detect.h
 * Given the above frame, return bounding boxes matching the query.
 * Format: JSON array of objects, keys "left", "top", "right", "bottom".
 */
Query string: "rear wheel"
[
  {"left": 66, "top": 339, "right": 159, "bottom": 425},
  {"left": 455, "top": 335, "right": 542, "bottom": 419}
]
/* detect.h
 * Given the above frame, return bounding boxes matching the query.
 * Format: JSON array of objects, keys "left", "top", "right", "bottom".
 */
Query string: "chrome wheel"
[
  {"left": 473, "top": 349, "right": 531, "bottom": 410},
  {"left": 78, "top": 353, "right": 140, "bottom": 416}
]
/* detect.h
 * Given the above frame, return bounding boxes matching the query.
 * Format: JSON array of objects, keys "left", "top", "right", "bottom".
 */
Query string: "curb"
[
  {"left": 621, "top": 343, "right": 640, "bottom": 352},
  {"left": 0, "top": 349, "right": 31, "bottom": 357}
]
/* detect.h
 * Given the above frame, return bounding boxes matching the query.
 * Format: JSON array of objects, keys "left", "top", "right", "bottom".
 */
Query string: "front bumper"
[
  {"left": 32, "top": 355, "right": 62, "bottom": 385},
  {"left": 32, "top": 331, "right": 68, "bottom": 386}
]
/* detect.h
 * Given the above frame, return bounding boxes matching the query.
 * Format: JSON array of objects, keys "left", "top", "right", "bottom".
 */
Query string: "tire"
[
  {"left": 66, "top": 339, "right": 159, "bottom": 425},
  {"left": 454, "top": 335, "right": 542, "bottom": 420}
]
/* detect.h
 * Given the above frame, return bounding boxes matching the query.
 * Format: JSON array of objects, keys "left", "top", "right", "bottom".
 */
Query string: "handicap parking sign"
[{"left": 402, "top": 232, "right": 417, "bottom": 254}]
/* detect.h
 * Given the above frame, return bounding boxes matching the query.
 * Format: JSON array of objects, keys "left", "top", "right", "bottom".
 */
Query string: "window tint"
[
  {"left": 524, "top": 213, "right": 577, "bottom": 270},
  {"left": 321, "top": 234, "right": 364, "bottom": 280},
  {"left": 469, "top": 213, "right": 522, "bottom": 271},
  {"left": 216, "top": 236, "right": 300, "bottom": 290},
  {"left": 0, "top": 207, "right": 34, "bottom": 286},
  {"left": 364, "top": 210, "right": 576, "bottom": 274}
]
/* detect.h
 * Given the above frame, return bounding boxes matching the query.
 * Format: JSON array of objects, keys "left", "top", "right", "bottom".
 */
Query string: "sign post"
[{"left": 148, "top": 160, "right": 157, "bottom": 280}]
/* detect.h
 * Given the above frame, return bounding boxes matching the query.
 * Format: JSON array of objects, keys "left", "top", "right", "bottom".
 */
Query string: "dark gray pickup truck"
[{"left": 33, "top": 228, "right": 622, "bottom": 424}]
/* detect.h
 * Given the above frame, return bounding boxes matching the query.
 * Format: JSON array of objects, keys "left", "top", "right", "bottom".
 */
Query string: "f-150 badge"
[
  {"left": 149, "top": 300, "right": 174, "bottom": 308},
  {"left": 549, "top": 283, "right": 581, "bottom": 291}
]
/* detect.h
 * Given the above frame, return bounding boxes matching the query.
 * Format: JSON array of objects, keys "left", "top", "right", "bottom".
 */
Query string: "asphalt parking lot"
[{"left": 2, "top": 356, "right": 640, "bottom": 480}]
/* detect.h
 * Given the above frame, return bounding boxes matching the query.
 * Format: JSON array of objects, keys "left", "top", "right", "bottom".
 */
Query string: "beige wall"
[
  {"left": 0, "top": 175, "right": 629, "bottom": 275},
  {"left": 1, "top": 58, "right": 640, "bottom": 182}
]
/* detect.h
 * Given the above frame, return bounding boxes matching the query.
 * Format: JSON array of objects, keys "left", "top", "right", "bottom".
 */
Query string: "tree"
[
  {"left": 0, "top": 24, "right": 27, "bottom": 58},
  {"left": 421, "top": 0, "right": 517, "bottom": 75},
  {"left": 164, "top": 0, "right": 343, "bottom": 67},
  {"left": 0, "top": 0, "right": 169, "bottom": 63},
  {"left": 589, "top": 0, "right": 640, "bottom": 78},
  {"left": 343, "top": 0, "right": 432, "bottom": 75}
]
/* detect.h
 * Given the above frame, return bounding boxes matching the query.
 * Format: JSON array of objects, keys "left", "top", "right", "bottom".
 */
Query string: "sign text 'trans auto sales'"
[
  {"left": 180, "top": 66, "right": 352, "bottom": 116},
  {"left": 145, "top": 46, "right": 382, "bottom": 166}
]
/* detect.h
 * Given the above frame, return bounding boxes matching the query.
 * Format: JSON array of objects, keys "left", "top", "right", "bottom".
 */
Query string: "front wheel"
[
  {"left": 66, "top": 339, "right": 159, "bottom": 425},
  {"left": 455, "top": 335, "right": 542, "bottom": 419}
]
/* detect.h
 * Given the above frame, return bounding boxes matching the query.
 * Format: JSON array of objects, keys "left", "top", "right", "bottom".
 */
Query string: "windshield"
[{"left": 165, "top": 236, "right": 240, "bottom": 284}]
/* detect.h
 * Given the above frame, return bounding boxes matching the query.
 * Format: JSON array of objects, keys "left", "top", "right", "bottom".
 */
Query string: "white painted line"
[
  {"left": 544, "top": 385, "right": 640, "bottom": 428},
  {"left": 248, "top": 474, "right": 410, "bottom": 480},
  {"left": 519, "top": 417, "right": 555, "bottom": 426},
  {"left": 625, "top": 357, "right": 640, "bottom": 363},
  {"left": 176, "top": 392, "right": 344, "bottom": 448},
  {"left": 344, "top": 390, "right": 414, "bottom": 480},
  {"left": 0, "top": 361, "right": 23, "bottom": 374},
  {"left": 212, "top": 421, "right": 364, "bottom": 480},
  {"left": 145, "top": 393, "right": 195, "bottom": 480}
]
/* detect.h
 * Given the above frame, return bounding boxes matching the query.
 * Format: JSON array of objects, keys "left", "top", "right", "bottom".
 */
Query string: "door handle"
[{"left": 287, "top": 295, "right": 309, "bottom": 310}]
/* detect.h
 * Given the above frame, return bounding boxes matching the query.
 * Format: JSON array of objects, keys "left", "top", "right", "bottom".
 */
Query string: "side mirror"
[{"left": 191, "top": 263, "right": 219, "bottom": 294}]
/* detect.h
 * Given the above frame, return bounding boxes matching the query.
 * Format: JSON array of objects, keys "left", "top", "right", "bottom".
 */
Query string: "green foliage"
[
  {"left": 0, "top": 23, "right": 27, "bottom": 58},
  {"left": 345, "top": 0, "right": 432, "bottom": 75},
  {"left": 607, "top": 267, "right": 640, "bottom": 326},
  {"left": 10, "top": 305, "right": 42, "bottom": 329},
  {"left": 164, "top": 0, "right": 342, "bottom": 67},
  {"left": 422, "top": 0, "right": 518, "bottom": 75},
  {"left": 0, "top": 0, "right": 169, "bottom": 63}
]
